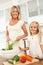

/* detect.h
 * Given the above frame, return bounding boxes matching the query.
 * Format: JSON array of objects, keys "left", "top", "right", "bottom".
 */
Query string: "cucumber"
[
  {"left": 8, "top": 59, "right": 13, "bottom": 64},
  {"left": 13, "top": 60, "right": 16, "bottom": 64}
]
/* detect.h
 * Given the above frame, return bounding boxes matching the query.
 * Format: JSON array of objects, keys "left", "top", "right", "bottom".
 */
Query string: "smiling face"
[
  {"left": 29, "top": 22, "right": 39, "bottom": 35},
  {"left": 11, "top": 6, "right": 19, "bottom": 19}
]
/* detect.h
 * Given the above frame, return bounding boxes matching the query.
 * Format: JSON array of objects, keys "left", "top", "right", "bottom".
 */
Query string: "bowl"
[{"left": 0, "top": 49, "right": 17, "bottom": 59}]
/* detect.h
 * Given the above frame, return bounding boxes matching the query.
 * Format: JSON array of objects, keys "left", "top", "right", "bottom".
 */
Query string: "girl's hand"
[{"left": 18, "top": 46, "right": 29, "bottom": 51}]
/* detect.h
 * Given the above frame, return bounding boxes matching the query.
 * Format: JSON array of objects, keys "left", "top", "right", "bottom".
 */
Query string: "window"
[
  {"left": 0, "top": 10, "right": 6, "bottom": 32},
  {"left": 0, "top": 10, "right": 4, "bottom": 18},
  {"left": 27, "top": 0, "right": 43, "bottom": 17},
  {"left": 40, "top": 25, "right": 43, "bottom": 35},
  {"left": 0, "top": 10, "right": 6, "bottom": 49},
  {"left": 0, "top": 8, "right": 10, "bottom": 49},
  {"left": 5, "top": 8, "right": 10, "bottom": 24},
  {"left": 20, "top": 4, "right": 28, "bottom": 22},
  {"left": 28, "top": 0, "right": 38, "bottom": 17},
  {"left": 39, "top": 0, "right": 43, "bottom": 14}
]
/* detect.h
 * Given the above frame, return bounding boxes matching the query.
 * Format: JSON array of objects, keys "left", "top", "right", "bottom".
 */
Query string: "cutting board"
[{"left": 3, "top": 59, "right": 39, "bottom": 65}]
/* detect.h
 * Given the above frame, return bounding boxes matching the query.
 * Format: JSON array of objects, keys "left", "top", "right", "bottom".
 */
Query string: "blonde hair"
[
  {"left": 11, "top": 6, "right": 20, "bottom": 20},
  {"left": 29, "top": 21, "right": 42, "bottom": 44}
]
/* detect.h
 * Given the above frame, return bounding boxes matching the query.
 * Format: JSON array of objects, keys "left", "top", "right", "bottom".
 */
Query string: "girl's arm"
[
  {"left": 40, "top": 45, "right": 43, "bottom": 52},
  {"left": 16, "top": 24, "right": 28, "bottom": 41},
  {"left": 6, "top": 26, "right": 10, "bottom": 42},
  {"left": 40, "top": 36, "right": 43, "bottom": 52}
]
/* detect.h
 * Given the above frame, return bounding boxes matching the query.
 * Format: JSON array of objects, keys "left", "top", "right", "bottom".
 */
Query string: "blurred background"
[{"left": 0, "top": 0, "right": 43, "bottom": 49}]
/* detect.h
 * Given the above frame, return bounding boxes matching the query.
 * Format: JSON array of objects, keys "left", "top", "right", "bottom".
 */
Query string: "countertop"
[{"left": 0, "top": 55, "right": 43, "bottom": 65}]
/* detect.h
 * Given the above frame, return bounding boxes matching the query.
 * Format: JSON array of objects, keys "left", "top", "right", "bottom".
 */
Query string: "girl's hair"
[
  {"left": 29, "top": 21, "right": 42, "bottom": 44},
  {"left": 11, "top": 6, "right": 20, "bottom": 20}
]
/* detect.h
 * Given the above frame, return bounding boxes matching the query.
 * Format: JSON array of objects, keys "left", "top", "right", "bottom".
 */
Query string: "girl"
[
  {"left": 19, "top": 21, "right": 43, "bottom": 58},
  {"left": 6, "top": 6, "right": 28, "bottom": 55}
]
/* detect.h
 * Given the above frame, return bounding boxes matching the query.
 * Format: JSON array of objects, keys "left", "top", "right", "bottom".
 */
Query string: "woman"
[{"left": 6, "top": 6, "right": 28, "bottom": 55}]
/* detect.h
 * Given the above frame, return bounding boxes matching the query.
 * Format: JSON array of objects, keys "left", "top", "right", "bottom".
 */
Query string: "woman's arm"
[
  {"left": 16, "top": 24, "right": 28, "bottom": 41},
  {"left": 6, "top": 26, "right": 10, "bottom": 42},
  {"left": 22, "top": 23, "right": 28, "bottom": 37}
]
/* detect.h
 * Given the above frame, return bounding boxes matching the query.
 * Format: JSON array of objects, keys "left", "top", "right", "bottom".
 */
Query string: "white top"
[
  {"left": 7, "top": 20, "right": 24, "bottom": 41},
  {"left": 27, "top": 34, "right": 43, "bottom": 58},
  {"left": 6, "top": 20, "right": 24, "bottom": 55}
]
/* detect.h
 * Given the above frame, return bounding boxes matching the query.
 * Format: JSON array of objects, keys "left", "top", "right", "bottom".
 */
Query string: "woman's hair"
[
  {"left": 29, "top": 21, "right": 42, "bottom": 44},
  {"left": 11, "top": 6, "right": 20, "bottom": 20}
]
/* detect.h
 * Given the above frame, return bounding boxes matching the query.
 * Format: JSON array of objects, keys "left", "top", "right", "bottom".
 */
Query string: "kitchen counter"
[
  {"left": 0, "top": 55, "right": 7, "bottom": 65},
  {"left": 0, "top": 55, "right": 43, "bottom": 65}
]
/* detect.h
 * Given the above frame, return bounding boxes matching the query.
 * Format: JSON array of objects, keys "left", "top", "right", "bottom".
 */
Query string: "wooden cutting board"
[{"left": 3, "top": 59, "right": 39, "bottom": 65}]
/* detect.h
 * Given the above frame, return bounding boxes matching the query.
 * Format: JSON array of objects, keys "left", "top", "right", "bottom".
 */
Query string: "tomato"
[{"left": 19, "top": 56, "right": 26, "bottom": 63}]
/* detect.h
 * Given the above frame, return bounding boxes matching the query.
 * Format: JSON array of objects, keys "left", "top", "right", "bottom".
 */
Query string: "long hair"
[
  {"left": 29, "top": 21, "right": 42, "bottom": 44},
  {"left": 11, "top": 6, "right": 20, "bottom": 20}
]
